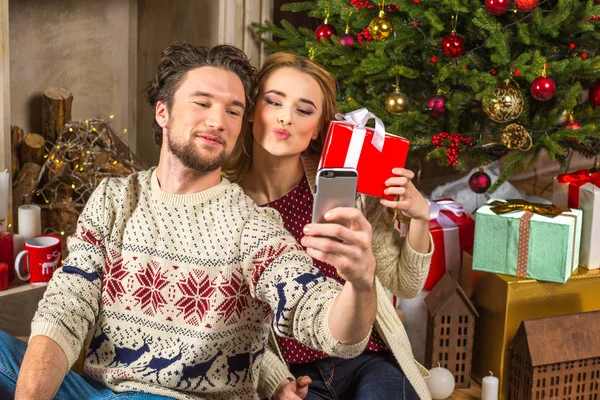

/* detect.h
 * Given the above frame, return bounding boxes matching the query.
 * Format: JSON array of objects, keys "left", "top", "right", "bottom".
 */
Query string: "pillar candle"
[
  {"left": 18, "top": 204, "right": 42, "bottom": 240},
  {"left": 0, "top": 231, "right": 14, "bottom": 282},
  {"left": 13, "top": 233, "right": 25, "bottom": 259},
  {"left": 0, "top": 263, "right": 8, "bottom": 291},
  {"left": 482, "top": 371, "right": 499, "bottom": 400},
  {"left": 0, "top": 169, "right": 9, "bottom": 231}
]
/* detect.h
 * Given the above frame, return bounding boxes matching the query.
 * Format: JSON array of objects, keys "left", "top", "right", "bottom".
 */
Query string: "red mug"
[{"left": 15, "top": 235, "right": 62, "bottom": 285}]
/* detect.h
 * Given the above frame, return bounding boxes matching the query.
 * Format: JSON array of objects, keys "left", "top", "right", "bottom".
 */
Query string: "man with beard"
[{"left": 0, "top": 43, "right": 379, "bottom": 400}]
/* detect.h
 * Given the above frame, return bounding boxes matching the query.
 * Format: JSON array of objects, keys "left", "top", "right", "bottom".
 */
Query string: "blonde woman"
[{"left": 224, "top": 53, "right": 433, "bottom": 400}]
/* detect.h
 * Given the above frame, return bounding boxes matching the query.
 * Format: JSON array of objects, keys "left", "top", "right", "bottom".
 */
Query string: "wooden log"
[
  {"left": 42, "top": 87, "right": 73, "bottom": 142},
  {"left": 11, "top": 126, "right": 24, "bottom": 178},
  {"left": 93, "top": 151, "right": 133, "bottom": 176},
  {"left": 12, "top": 162, "right": 42, "bottom": 209},
  {"left": 49, "top": 207, "right": 78, "bottom": 238},
  {"left": 20, "top": 133, "right": 45, "bottom": 165},
  {"left": 51, "top": 182, "right": 74, "bottom": 204},
  {"left": 46, "top": 159, "right": 71, "bottom": 182},
  {"left": 93, "top": 151, "right": 114, "bottom": 170}
]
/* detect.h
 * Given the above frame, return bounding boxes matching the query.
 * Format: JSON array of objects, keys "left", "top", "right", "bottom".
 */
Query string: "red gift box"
[
  {"left": 318, "top": 109, "right": 410, "bottom": 200},
  {"left": 425, "top": 199, "right": 474, "bottom": 291}
]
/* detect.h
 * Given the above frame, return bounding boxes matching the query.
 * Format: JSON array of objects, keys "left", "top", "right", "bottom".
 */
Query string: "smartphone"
[{"left": 312, "top": 168, "right": 358, "bottom": 227}]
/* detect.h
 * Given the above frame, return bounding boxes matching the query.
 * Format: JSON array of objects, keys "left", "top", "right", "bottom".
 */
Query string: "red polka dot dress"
[{"left": 262, "top": 175, "right": 388, "bottom": 364}]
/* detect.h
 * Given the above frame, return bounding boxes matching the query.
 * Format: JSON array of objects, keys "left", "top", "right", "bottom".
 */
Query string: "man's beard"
[{"left": 166, "top": 122, "right": 231, "bottom": 173}]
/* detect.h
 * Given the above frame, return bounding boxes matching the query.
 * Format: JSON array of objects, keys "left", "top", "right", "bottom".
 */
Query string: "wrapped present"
[
  {"left": 391, "top": 198, "right": 474, "bottom": 292},
  {"left": 319, "top": 108, "right": 410, "bottom": 200},
  {"left": 473, "top": 199, "right": 582, "bottom": 283},
  {"left": 459, "top": 249, "right": 485, "bottom": 298},
  {"left": 396, "top": 290, "right": 429, "bottom": 365},
  {"left": 553, "top": 169, "right": 600, "bottom": 270},
  {"left": 470, "top": 267, "right": 600, "bottom": 400},
  {"left": 425, "top": 199, "right": 474, "bottom": 290}
]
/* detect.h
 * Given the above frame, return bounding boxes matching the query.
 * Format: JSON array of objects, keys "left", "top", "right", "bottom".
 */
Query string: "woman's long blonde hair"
[{"left": 223, "top": 52, "right": 337, "bottom": 183}]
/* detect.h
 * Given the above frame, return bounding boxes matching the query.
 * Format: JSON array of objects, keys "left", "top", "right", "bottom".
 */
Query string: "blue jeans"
[
  {"left": 0, "top": 330, "right": 173, "bottom": 399},
  {"left": 289, "top": 351, "right": 419, "bottom": 400}
]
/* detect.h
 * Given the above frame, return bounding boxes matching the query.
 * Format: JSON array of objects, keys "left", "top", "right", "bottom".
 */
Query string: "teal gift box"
[{"left": 473, "top": 199, "right": 582, "bottom": 283}]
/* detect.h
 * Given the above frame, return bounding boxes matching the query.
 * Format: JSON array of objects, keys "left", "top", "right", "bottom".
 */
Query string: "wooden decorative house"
[
  {"left": 424, "top": 272, "right": 479, "bottom": 388},
  {"left": 509, "top": 311, "right": 600, "bottom": 400}
]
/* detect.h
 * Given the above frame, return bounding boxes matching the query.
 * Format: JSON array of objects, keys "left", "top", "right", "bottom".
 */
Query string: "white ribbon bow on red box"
[
  {"left": 429, "top": 199, "right": 465, "bottom": 279},
  {"left": 334, "top": 108, "right": 386, "bottom": 168}
]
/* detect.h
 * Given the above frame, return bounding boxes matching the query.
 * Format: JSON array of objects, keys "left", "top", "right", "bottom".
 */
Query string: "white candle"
[
  {"left": 18, "top": 204, "right": 42, "bottom": 240},
  {"left": 0, "top": 169, "right": 9, "bottom": 231},
  {"left": 482, "top": 371, "right": 499, "bottom": 400},
  {"left": 426, "top": 364, "right": 455, "bottom": 399},
  {"left": 13, "top": 233, "right": 25, "bottom": 258}
]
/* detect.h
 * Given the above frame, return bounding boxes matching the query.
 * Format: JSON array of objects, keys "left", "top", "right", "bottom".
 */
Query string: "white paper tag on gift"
[{"left": 394, "top": 220, "right": 410, "bottom": 237}]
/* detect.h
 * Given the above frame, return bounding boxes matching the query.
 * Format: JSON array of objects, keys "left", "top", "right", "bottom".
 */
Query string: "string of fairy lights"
[{"left": 23, "top": 116, "right": 142, "bottom": 236}]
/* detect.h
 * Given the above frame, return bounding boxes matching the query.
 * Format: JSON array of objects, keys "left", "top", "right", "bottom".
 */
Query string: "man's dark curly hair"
[{"left": 144, "top": 42, "right": 258, "bottom": 148}]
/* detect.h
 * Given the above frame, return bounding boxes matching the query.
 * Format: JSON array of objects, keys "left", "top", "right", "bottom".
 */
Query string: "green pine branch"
[{"left": 255, "top": 0, "right": 600, "bottom": 193}]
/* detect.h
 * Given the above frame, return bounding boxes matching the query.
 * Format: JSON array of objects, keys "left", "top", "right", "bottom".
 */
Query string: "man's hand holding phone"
[
  {"left": 306, "top": 168, "right": 377, "bottom": 344},
  {"left": 301, "top": 207, "right": 376, "bottom": 289}
]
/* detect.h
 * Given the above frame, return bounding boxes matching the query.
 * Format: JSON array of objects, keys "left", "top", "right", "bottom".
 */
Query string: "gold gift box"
[{"left": 470, "top": 267, "right": 600, "bottom": 400}]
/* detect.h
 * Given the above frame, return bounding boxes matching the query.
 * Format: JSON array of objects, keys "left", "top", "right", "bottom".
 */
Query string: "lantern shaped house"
[
  {"left": 424, "top": 272, "right": 479, "bottom": 388},
  {"left": 510, "top": 311, "right": 600, "bottom": 400}
]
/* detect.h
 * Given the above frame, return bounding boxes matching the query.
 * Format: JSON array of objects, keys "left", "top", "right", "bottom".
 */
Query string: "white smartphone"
[{"left": 312, "top": 168, "right": 358, "bottom": 227}]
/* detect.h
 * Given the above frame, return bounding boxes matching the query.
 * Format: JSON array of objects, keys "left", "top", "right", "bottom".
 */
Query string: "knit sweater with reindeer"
[{"left": 30, "top": 168, "right": 368, "bottom": 400}]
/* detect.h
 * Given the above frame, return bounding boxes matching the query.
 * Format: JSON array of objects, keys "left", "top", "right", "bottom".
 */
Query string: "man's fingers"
[
  {"left": 297, "top": 376, "right": 312, "bottom": 388},
  {"left": 305, "top": 247, "right": 345, "bottom": 267},
  {"left": 306, "top": 207, "right": 371, "bottom": 233},
  {"left": 303, "top": 224, "right": 353, "bottom": 245}
]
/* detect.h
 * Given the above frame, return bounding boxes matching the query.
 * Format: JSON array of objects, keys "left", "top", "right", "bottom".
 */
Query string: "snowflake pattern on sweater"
[{"left": 31, "top": 169, "right": 368, "bottom": 400}]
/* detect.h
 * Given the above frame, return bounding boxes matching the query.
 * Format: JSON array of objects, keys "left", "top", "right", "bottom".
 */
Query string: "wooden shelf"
[
  {"left": 449, "top": 379, "right": 481, "bottom": 400},
  {"left": 0, "top": 279, "right": 47, "bottom": 336}
]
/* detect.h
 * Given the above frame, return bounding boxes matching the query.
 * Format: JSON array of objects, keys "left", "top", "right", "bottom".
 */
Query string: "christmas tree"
[{"left": 254, "top": 0, "right": 600, "bottom": 192}]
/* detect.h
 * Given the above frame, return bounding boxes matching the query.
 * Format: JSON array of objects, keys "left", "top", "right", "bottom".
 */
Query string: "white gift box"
[{"left": 553, "top": 172, "right": 600, "bottom": 270}]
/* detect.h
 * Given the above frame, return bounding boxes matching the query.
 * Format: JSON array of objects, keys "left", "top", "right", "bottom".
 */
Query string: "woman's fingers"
[
  {"left": 385, "top": 176, "right": 411, "bottom": 187},
  {"left": 384, "top": 186, "right": 407, "bottom": 197},
  {"left": 391, "top": 167, "right": 415, "bottom": 179}
]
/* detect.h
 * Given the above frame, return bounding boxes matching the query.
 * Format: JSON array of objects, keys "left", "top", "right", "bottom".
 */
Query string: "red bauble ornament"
[
  {"left": 339, "top": 33, "right": 356, "bottom": 47},
  {"left": 469, "top": 169, "right": 492, "bottom": 194},
  {"left": 531, "top": 76, "right": 556, "bottom": 101},
  {"left": 515, "top": 0, "right": 539, "bottom": 11},
  {"left": 316, "top": 23, "right": 337, "bottom": 41},
  {"left": 485, "top": 0, "right": 510, "bottom": 15},
  {"left": 595, "top": 0, "right": 600, "bottom": 3},
  {"left": 427, "top": 95, "right": 447, "bottom": 117},
  {"left": 563, "top": 119, "right": 581, "bottom": 130},
  {"left": 442, "top": 32, "right": 464, "bottom": 58},
  {"left": 590, "top": 80, "right": 600, "bottom": 109}
]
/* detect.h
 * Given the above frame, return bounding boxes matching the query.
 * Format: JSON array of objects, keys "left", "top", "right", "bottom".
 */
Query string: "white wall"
[
  {"left": 135, "top": 0, "right": 221, "bottom": 167},
  {"left": 9, "top": 0, "right": 133, "bottom": 144},
  {"left": 3, "top": 0, "right": 269, "bottom": 170}
]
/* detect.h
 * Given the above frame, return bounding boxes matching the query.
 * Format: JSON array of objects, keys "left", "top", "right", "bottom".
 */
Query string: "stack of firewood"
[
  {"left": 11, "top": 87, "right": 143, "bottom": 243},
  {"left": 12, "top": 88, "right": 73, "bottom": 229}
]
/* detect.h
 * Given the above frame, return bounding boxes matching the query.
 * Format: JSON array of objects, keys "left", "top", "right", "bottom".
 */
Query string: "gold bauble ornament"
[
  {"left": 501, "top": 123, "right": 531, "bottom": 151},
  {"left": 369, "top": 10, "right": 394, "bottom": 41},
  {"left": 482, "top": 80, "right": 524, "bottom": 123},
  {"left": 385, "top": 87, "right": 409, "bottom": 114}
]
